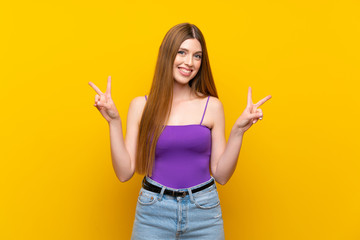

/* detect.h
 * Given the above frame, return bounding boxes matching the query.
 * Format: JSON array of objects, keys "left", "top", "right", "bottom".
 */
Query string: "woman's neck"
[{"left": 172, "top": 82, "right": 194, "bottom": 102}]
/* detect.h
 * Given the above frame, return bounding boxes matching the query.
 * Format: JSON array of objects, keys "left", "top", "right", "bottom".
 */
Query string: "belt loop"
[
  {"left": 158, "top": 186, "right": 166, "bottom": 201},
  {"left": 187, "top": 187, "right": 195, "bottom": 203},
  {"left": 142, "top": 176, "right": 146, "bottom": 186}
]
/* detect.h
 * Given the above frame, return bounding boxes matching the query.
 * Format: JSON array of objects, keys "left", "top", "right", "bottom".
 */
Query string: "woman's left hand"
[{"left": 234, "top": 87, "right": 272, "bottom": 134}]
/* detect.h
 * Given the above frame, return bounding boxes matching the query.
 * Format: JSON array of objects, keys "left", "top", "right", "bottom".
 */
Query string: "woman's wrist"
[
  {"left": 108, "top": 118, "right": 122, "bottom": 127},
  {"left": 231, "top": 126, "right": 246, "bottom": 137}
]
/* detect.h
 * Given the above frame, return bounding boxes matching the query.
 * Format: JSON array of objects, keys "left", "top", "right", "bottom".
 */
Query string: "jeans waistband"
[
  {"left": 144, "top": 176, "right": 215, "bottom": 192},
  {"left": 143, "top": 176, "right": 215, "bottom": 198},
  {"left": 143, "top": 176, "right": 216, "bottom": 202}
]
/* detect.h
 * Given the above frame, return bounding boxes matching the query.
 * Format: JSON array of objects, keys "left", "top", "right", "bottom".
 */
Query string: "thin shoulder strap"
[
  {"left": 145, "top": 95, "right": 147, "bottom": 101},
  {"left": 200, "top": 96, "right": 210, "bottom": 125}
]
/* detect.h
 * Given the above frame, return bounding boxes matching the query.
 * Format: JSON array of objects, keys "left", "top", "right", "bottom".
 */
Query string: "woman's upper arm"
[
  {"left": 209, "top": 97, "right": 226, "bottom": 176},
  {"left": 125, "top": 96, "right": 147, "bottom": 172}
]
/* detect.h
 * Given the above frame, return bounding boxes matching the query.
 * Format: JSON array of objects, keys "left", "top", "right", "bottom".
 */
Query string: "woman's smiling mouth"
[{"left": 178, "top": 67, "right": 192, "bottom": 76}]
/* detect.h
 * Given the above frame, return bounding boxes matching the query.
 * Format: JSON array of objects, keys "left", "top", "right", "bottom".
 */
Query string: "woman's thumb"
[{"left": 249, "top": 112, "right": 262, "bottom": 119}]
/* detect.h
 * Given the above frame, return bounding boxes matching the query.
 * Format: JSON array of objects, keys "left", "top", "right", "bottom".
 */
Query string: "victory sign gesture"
[
  {"left": 89, "top": 76, "right": 120, "bottom": 123},
  {"left": 235, "top": 87, "right": 272, "bottom": 134}
]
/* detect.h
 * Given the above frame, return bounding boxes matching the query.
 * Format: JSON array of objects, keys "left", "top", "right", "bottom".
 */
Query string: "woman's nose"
[{"left": 185, "top": 55, "right": 194, "bottom": 66}]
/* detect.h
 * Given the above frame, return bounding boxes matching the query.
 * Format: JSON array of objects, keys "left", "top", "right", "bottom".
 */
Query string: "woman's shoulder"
[
  {"left": 207, "top": 97, "right": 224, "bottom": 124},
  {"left": 129, "top": 95, "right": 147, "bottom": 108},
  {"left": 132, "top": 95, "right": 147, "bottom": 102},
  {"left": 199, "top": 95, "right": 224, "bottom": 129},
  {"left": 193, "top": 92, "right": 223, "bottom": 113},
  {"left": 128, "top": 95, "right": 147, "bottom": 121},
  {"left": 207, "top": 95, "right": 223, "bottom": 110}
]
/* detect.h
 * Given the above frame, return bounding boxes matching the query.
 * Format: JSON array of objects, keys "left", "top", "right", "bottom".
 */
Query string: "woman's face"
[{"left": 173, "top": 38, "right": 202, "bottom": 85}]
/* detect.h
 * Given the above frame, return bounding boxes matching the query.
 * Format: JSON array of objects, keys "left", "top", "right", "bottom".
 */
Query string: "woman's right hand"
[{"left": 88, "top": 76, "right": 120, "bottom": 123}]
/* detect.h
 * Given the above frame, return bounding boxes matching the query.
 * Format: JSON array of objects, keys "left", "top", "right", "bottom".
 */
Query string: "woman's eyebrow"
[{"left": 179, "top": 48, "right": 202, "bottom": 54}]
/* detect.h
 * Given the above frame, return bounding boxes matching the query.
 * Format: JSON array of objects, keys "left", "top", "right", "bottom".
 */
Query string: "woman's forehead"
[{"left": 179, "top": 39, "right": 202, "bottom": 52}]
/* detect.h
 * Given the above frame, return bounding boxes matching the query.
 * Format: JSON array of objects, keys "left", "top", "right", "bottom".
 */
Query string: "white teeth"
[{"left": 179, "top": 68, "right": 191, "bottom": 73}]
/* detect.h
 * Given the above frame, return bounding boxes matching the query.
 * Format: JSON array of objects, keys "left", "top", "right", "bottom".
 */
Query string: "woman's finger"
[
  {"left": 88, "top": 82, "right": 103, "bottom": 95},
  {"left": 247, "top": 87, "right": 253, "bottom": 108},
  {"left": 97, "top": 101, "right": 105, "bottom": 108},
  {"left": 256, "top": 108, "right": 263, "bottom": 120},
  {"left": 95, "top": 95, "right": 100, "bottom": 103},
  {"left": 255, "top": 95, "right": 272, "bottom": 108},
  {"left": 99, "top": 94, "right": 106, "bottom": 103},
  {"left": 249, "top": 111, "right": 262, "bottom": 120},
  {"left": 106, "top": 76, "right": 112, "bottom": 96}
]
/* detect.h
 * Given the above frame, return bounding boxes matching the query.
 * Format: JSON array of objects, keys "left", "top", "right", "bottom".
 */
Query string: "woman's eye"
[{"left": 177, "top": 51, "right": 201, "bottom": 59}]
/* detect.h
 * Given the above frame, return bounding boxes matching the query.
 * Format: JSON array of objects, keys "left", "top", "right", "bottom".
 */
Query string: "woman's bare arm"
[
  {"left": 210, "top": 87, "right": 272, "bottom": 185},
  {"left": 89, "top": 76, "right": 146, "bottom": 182},
  {"left": 109, "top": 96, "right": 146, "bottom": 182}
]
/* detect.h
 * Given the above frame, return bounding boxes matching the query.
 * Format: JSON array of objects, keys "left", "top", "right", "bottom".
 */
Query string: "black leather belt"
[{"left": 142, "top": 177, "right": 215, "bottom": 198}]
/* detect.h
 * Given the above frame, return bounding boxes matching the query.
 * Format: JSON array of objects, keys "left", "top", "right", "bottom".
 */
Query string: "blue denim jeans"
[{"left": 131, "top": 176, "right": 225, "bottom": 240}]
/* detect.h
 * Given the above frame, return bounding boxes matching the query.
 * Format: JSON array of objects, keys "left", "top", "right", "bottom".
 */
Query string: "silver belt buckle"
[{"left": 179, "top": 191, "right": 186, "bottom": 197}]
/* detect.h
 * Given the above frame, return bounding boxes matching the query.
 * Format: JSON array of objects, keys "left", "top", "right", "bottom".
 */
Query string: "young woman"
[{"left": 89, "top": 23, "right": 271, "bottom": 239}]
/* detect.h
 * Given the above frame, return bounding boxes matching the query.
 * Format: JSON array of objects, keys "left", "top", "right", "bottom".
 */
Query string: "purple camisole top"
[{"left": 145, "top": 95, "right": 212, "bottom": 189}]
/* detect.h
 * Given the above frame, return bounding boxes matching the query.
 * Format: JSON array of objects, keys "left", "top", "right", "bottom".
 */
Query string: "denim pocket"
[
  {"left": 137, "top": 188, "right": 158, "bottom": 206},
  {"left": 193, "top": 186, "right": 220, "bottom": 209}
]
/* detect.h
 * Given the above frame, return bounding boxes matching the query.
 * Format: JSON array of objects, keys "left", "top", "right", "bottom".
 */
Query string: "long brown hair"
[{"left": 135, "top": 22, "right": 218, "bottom": 176}]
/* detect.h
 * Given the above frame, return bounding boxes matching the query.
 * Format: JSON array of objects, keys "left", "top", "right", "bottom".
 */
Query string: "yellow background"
[{"left": 1, "top": 0, "right": 359, "bottom": 239}]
